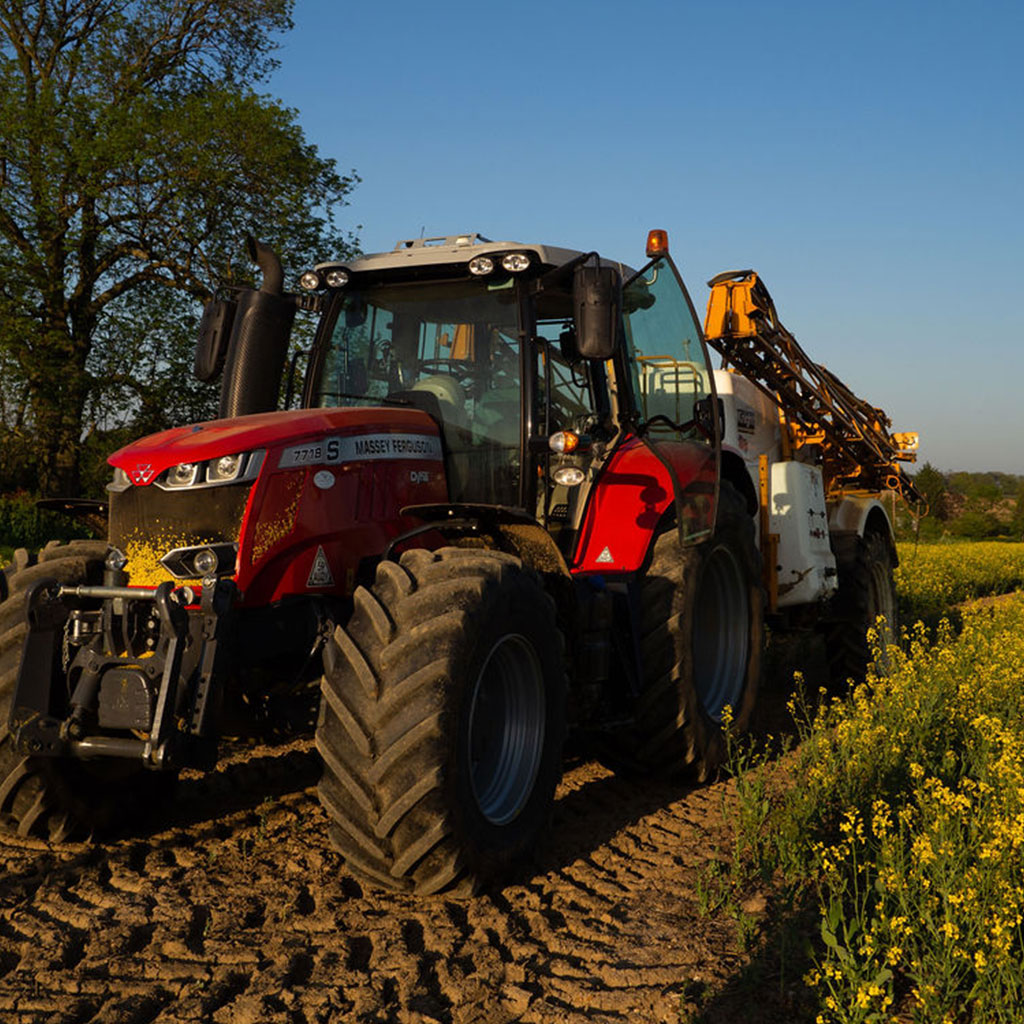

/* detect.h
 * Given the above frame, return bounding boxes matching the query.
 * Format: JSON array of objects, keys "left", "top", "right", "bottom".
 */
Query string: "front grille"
[{"left": 109, "top": 482, "right": 251, "bottom": 587}]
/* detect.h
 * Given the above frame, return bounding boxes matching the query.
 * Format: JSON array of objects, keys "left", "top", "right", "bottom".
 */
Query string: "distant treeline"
[{"left": 906, "top": 463, "right": 1024, "bottom": 540}]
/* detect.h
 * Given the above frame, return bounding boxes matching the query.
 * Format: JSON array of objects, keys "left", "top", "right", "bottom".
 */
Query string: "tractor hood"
[{"left": 108, "top": 406, "right": 442, "bottom": 485}]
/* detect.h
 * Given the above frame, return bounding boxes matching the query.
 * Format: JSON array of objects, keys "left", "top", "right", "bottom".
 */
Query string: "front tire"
[
  {"left": 631, "top": 481, "right": 763, "bottom": 780},
  {"left": 316, "top": 548, "right": 566, "bottom": 894}
]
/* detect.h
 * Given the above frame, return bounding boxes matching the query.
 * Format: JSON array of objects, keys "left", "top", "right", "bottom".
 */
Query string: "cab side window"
[{"left": 535, "top": 321, "right": 602, "bottom": 435}]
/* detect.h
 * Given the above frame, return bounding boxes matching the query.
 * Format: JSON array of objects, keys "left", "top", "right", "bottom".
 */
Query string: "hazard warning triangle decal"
[
  {"left": 595, "top": 546, "right": 614, "bottom": 564},
  {"left": 307, "top": 545, "right": 335, "bottom": 588}
]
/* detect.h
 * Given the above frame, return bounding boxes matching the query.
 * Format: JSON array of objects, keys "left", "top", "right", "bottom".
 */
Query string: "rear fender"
[{"left": 829, "top": 495, "right": 897, "bottom": 566}]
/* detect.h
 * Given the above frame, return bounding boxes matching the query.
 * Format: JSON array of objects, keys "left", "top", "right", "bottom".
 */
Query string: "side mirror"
[
  {"left": 194, "top": 297, "right": 237, "bottom": 382},
  {"left": 573, "top": 264, "right": 621, "bottom": 361}
]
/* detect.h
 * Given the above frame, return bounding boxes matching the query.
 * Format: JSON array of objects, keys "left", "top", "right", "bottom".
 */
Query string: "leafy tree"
[
  {"left": 949, "top": 510, "right": 1004, "bottom": 540},
  {"left": 945, "top": 470, "right": 1021, "bottom": 502},
  {"left": 914, "top": 462, "right": 949, "bottom": 521},
  {"left": 1010, "top": 481, "right": 1024, "bottom": 541},
  {"left": 0, "top": 1, "right": 358, "bottom": 496}
]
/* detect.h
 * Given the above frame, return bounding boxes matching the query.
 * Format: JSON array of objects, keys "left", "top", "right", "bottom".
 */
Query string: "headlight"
[
  {"left": 192, "top": 548, "right": 219, "bottom": 576},
  {"left": 155, "top": 450, "right": 265, "bottom": 491},
  {"left": 107, "top": 466, "right": 132, "bottom": 492},
  {"left": 166, "top": 462, "right": 199, "bottom": 488},
  {"left": 105, "top": 547, "right": 128, "bottom": 571},
  {"left": 553, "top": 466, "right": 586, "bottom": 487},
  {"left": 299, "top": 270, "right": 321, "bottom": 290},
  {"left": 208, "top": 453, "right": 242, "bottom": 483},
  {"left": 160, "top": 542, "right": 239, "bottom": 579},
  {"left": 325, "top": 268, "right": 349, "bottom": 288}
]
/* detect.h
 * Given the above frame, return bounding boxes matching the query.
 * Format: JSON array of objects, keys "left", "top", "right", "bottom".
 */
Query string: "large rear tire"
[
  {"left": 315, "top": 547, "right": 566, "bottom": 895},
  {"left": 631, "top": 481, "right": 763, "bottom": 780},
  {"left": 824, "top": 529, "right": 897, "bottom": 687},
  {"left": 0, "top": 541, "right": 173, "bottom": 841}
]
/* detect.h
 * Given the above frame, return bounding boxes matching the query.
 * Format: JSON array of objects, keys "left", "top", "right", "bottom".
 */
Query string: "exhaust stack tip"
[{"left": 245, "top": 233, "right": 285, "bottom": 296}]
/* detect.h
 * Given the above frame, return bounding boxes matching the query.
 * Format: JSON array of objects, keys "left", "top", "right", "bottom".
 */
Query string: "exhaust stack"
[
  {"left": 217, "top": 235, "right": 296, "bottom": 419},
  {"left": 247, "top": 235, "right": 285, "bottom": 296}
]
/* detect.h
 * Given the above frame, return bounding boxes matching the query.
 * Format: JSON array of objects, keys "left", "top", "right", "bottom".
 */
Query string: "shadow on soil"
[
  {"left": 691, "top": 896, "right": 821, "bottom": 1024},
  {"left": 149, "top": 741, "right": 323, "bottom": 834},
  {"left": 0, "top": 742, "right": 323, "bottom": 904},
  {"left": 0, "top": 843, "right": 112, "bottom": 907},
  {"left": 686, "top": 627, "right": 830, "bottom": 1023}
]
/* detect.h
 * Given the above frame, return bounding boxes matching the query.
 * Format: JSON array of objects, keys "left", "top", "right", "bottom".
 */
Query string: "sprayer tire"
[
  {"left": 823, "top": 529, "right": 897, "bottom": 688},
  {"left": 316, "top": 547, "right": 566, "bottom": 895}
]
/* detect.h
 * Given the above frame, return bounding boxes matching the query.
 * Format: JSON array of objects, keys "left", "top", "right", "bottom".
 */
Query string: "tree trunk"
[{"left": 27, "top": 326, "right": 90, "bottom": 498}]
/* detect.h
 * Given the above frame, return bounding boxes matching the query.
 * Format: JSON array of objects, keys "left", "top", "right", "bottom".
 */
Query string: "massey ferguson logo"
[{"left": 130, "top": 463, "right": 155, "bottom": 485}]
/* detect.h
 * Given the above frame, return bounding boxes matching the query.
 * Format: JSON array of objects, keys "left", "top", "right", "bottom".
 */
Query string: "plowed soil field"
[{"left": 0, "top": 647, "right": 817, "bottom": 1024}]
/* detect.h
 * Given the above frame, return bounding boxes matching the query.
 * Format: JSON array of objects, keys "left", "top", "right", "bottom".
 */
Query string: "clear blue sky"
[{"left": 271, "top": 0, "right": 1023, "bottom": 473}]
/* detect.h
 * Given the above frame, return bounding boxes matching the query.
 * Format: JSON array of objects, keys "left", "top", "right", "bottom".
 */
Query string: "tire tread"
[{"left": 315, "top": 546, "right": 565, "bottom": 894}]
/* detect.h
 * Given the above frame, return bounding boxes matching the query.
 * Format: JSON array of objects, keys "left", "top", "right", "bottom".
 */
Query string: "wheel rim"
[
  {"left": 692, "top": 544, "right": 750, "bottom": 722},
  {"left": 467, "top": 634, "right": 546, "bottom": 826}
]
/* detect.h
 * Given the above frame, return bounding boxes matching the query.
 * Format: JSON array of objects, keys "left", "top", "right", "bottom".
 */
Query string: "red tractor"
[{"left": 0, "top": 231, "right": 763, "bottom": 893}]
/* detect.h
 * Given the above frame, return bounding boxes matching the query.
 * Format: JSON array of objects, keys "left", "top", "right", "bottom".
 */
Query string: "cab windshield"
[{"left": 311, "top": 278, "right": 524, "bottom": 506}]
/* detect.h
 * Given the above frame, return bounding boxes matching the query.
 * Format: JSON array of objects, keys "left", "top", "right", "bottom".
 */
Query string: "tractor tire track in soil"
[{"left": 0, "top": 649, "right": 819, "bottom": 1024}]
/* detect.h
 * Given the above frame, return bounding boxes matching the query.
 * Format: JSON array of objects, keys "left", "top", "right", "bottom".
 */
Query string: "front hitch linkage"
[{"left": 8, "top": 577, "right": 236, "bottom": 770}]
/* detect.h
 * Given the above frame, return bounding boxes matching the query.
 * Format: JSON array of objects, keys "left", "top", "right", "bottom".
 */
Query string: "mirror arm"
[{"left": 533, "top": 250, "right": 602, "bottom": 294}]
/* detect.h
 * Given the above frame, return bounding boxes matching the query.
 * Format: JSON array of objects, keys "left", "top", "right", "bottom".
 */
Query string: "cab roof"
[{"left": 315, "top": 233, "right": 631, "bottom": 276}]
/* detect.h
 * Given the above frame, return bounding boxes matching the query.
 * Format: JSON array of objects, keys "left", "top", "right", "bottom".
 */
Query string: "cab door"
[{"left": 620, "top": 254, "right": 719, "bottom": 542}]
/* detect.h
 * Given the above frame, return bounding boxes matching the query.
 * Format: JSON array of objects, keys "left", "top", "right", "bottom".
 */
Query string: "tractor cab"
[
  {"left": 305, "top": 271, "right": 531, "bottom": 509},
  {"left": 298, "top": 232, "right": 721, "bottom": 559}
]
